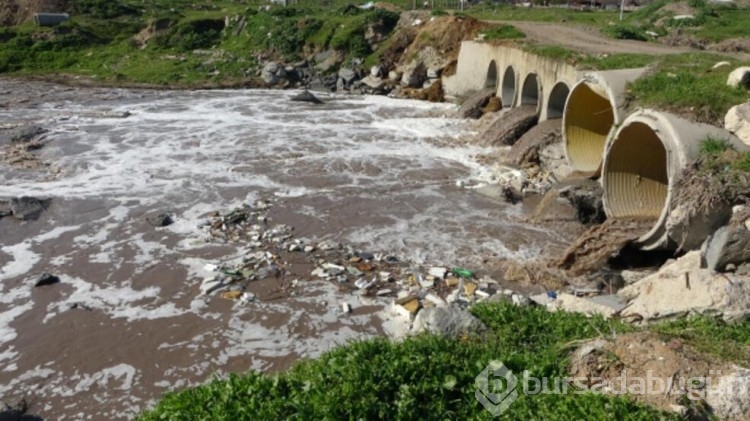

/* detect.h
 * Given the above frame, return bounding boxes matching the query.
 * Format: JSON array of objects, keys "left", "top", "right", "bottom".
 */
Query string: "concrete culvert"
[
  {"left": 602, "top": 109, "right": 743, "bottom": 250},
  {"left": 501, "top": 66, "right": 516, "bottom": 108},
  {"left": 485, "top": 60, "right": 498, "bottom": 89},
  {"left": 563, "top": 68, "right": 646, "bottom": 175},
  {"left": 521, "top": 73, "right": 541, "bottom": 110},
  {"left": 546, "top": 82, "right": 569, "bottom": 120}
]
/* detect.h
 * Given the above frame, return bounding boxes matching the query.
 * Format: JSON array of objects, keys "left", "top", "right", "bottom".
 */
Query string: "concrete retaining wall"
[{"left": 443, "top": 41, "right": 578, "bottom": 121}]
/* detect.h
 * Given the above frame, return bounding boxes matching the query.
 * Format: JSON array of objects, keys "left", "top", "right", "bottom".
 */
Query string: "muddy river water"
[{"left": 0, "top": 80, "right": 572, "bottom": 419}]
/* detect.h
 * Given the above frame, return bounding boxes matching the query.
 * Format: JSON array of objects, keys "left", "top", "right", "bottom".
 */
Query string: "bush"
[
  {"left": 482, "top": 24, "right": 525, "bottom": 40},
  {"left": 602, "top": 24, "right": 648, "bottom": 41},
  {"left": 155, "top": 19, "right": 225, "bottom": 51}
]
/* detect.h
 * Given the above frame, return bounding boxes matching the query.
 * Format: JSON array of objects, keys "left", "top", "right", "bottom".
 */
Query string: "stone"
[
  {"left": 529, "top": 293, "right": 553, "bottom": 306},
  {"left": 338, "top": 68, "right": 358, "bottom": 84},
  {"left": 360, "top": 75, "right": 384, "bottom": 90},
  {"left": 147, "top": 213, "right": 173, "bottom": 227},
  {"left": 10, "top": 125, "right": 46, "bottom": 143},
  {"left": 10, "top": 196, "right": 48, "bottom": 221},
  {"left": 724, "top": 102, "right": 750, "bottom": 146},
  {"left": 387, "top": 70, "right": 402, "bottom": 82},
  {"left": 424, "top": 293, "right": 447, "bottom": 307},
  {"left": 672, "top": 14, "right": 695, "bottom": 20},
  {"left": 456, "top": 88, "right": 496, "bottom": 119},
  {"left": 262, "top": 61, "right": 286, "bottom": 85},
  {"left": 620, "top": 269, "right": 650, "bottom": 285},
  {"left": 727, "top": 66, "right": 750, "bottom": 89},
  {"left": 504, "top": 262, "right": 530, "bottom": 283},
  {"left": 703, "top": 224, "right": 750, "bottom": 271},
  {"left": 557, "top": 179, "right": 606, "bottom": 225},
  {"left": 35, "top": 273, "right": 60, "bottom": 287},
  {"left": 464, "top": 281, "right": 477, "bottom": 296},
  {"left": 619, "top": 251, "right": 750, "bottom": 321},
  {"left": 401, "top": 62, "right": 427, "bottom": 88},
  {"left": 551, "top": 293, "right": 618, "bottom": 318},
  {"left": 411, "top": 305, "right": 486, "bottom": 338},
  {"left": 706, "top": 366, "right": 750, "bottom": 420},
  {"left": 290, "top": 90, "right": 322, "bottom": 104},
  {"left": 370, "top": 65, "right": 382, "bottom": 77}
]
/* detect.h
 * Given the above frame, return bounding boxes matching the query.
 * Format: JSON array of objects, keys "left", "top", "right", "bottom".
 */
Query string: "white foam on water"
[
  {"left": 43, "top": 275, "right": 185, "bottom": 323},
  {"left": 0, "top": 242, "right": 39, "bottom": 280}
]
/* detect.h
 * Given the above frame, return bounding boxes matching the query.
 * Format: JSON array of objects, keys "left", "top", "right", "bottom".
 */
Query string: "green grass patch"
[
  {"left": 481, "top": 24, "right": 525, "bottom": 40},
  {"left": 578, "top": 53, "right": 656, "bottom": 70},
  {"left": 653, "top": 316, "right": 750, "bottom": 366},
  {"left": 138, "top": 301, "right": 683, "bottom": 420},
  {"left": 628, "top": 53, "right": 750, "bottom": 124}
]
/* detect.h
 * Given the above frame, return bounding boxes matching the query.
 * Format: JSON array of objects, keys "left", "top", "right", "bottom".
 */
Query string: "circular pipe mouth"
[
  {"left": 521, "top": 73, "right": 541, "bottom": 112},
  {"left": 501, "top": 66, "right": 516, "bottom": 108},
  {"left": 546, "top": 82, "right": 569, "bottom": 119},
  {"left": 603, "top": 121, "right": 669, "bottom": 219},
  {"left": 486, "top": 60, "right": 498, "bottom": 89},
  {"left": 564, "top": 81, "right": 615, "bottom": 174}
]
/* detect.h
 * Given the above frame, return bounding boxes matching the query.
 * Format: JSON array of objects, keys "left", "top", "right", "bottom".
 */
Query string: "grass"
[
  {"left": 628, "top": 53, "right": 750, "bottom": 125},
  {"left": 137, "top": 300, "right": 750, "bottom": 420},
  {"left": 654, "top": 316, "right": 750, "bottom": 367},
  {"left": 480, "top": 24, "right": 525, "bottom": 40}
]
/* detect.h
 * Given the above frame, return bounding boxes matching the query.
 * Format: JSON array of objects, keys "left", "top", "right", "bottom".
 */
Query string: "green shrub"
[
  {"left": 699, "top": 137, "right": 730, "bottom": 157},
  {"left": 602, "top": 24, "right": 648, "bottom": 41},
  {"left": 482, "top": 24, "right": 525, "bottom": 40},
  {"left": 155, "top": 19, "right": 224, "bottom": 51}
]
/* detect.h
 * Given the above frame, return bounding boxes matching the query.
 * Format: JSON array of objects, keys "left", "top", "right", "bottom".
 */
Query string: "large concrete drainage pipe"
[
  {"left": 501, "top": 66, "right": 517, "bottom": 108},
  {"left": 521, "top": 73, "right": 541, "bottom": 113},
  {"left": 563, "top": 68, "right": 646, "bottom": 176},
  {"left": 602, "top": 109, "right": 742, "bottom": 250}
]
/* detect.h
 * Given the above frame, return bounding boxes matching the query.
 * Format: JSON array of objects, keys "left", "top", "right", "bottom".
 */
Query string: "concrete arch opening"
[
  {"left": 546, "top": 82, "right": 570, "bottom": 119},
  {"left": 563, "top": 81, "right": 614, "bottom": 174},
  {"left": 521, "top": 73, "right": 541, "bottom": 109},
  {"left": 485, "top": 60, "right": 498, "bottom": 89},
  {"left": 501, "top": 66, "right": 516, "bottom": 108}
]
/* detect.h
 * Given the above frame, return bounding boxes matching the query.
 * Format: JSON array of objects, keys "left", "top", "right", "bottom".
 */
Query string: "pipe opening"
[
  {"left": 501, "top": 66, "right": 516, "bottom": 108},
  {"left": 521, "top": 73, "right": 540, "bottom": 108},
  {"left": 485, "top": 60, "right": 498, "bottom": 89},
  {"left": 603, "top": 122, "right": 668, "bottom": 219},
  {"left": 564, "top": 82, "right": 614, "bottom": 173},
  {"left": 547, "top": 82, "right": 569, "bottom": 119}
]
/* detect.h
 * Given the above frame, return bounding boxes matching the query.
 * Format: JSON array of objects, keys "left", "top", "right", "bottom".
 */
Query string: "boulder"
[
  {"left": 10, "top": 196, "right": 48, "bottom": 221},
  {"left": 706, "top": 366, "right": 750, "bottom": 420},
  {"left": 703, "top": 224, "right": 750, "bottom": 271},
  {"left": 727, "top": 67, "right": 750, "bottom": 90},
  {"left": 360, "top": 75, "right": 384, "bottom": 90},
  {"left": 387, "top": 70, "right": 402, "bottom": 82},
  {"left": 370, "top": 65, "right": 382, "bottom": 77},
  {"left": 401, "top": 62, "right": 427, "bottom": 88},
  {"left": 456, "top": 88, "right": 496, "bottom": 119},
  {"left": 550, "top": 293, "right": 621, "bottom": 318},
  {"left": 557, "top": 178, "right": 606, "bottom": 226},
  {"left": 724, "top": 102, "right": 750, "bottom": 146},
  {"left": 411, "top": 305, "right": 486, "bottom": 338},
  {"left": 290, "top": 90, "right": 323, "bottom": 104},
  {"left": 10, "top": 125, "right": 46, "bottom": 143},
  {"left": 338, "top": 68, "right": 358, "bottom": 85},
  {"left": 261, "top": 61, "right": 286, "bottom": 85},
  {"left": 618, "top": 251, "right": 750, "bottom": 322}
]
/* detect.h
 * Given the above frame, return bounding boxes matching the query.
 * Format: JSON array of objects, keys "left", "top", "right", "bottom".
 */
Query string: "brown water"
[{"left": 0, "top": 79, "right": 572, "bottom": 419}]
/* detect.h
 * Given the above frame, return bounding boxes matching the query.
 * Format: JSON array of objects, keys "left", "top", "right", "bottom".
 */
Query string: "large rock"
[
  {"left": 550, "top": 293, "right": 622, "bottom": 318},
  {"left": 411, "top": 305, "right": 486, "bottom": 338},
  {"left": 359, "top": 75, "right": 384, "bottom": 90},
  {"left": 724, "top": 102, "right": 750, "bottom": 146},
  {"left": 456, "top": 88, "right": 496, "bottom": 119},
  {"left": 9, "top": 196, "right": 49, "bottom": 221},
  {"left": 618, "top": 251, "right": 750, "bottom": 322},
  {"left": 261, "top": 61, "right": 286, "bottom": 85},
  {"left": 706, "top": 366, "right": 750, "bottom": 420},
  {"left": 290, "top": 90, "right": 323, "bottom": 104},
  {"left": 727, "top": 67, "right": 750, "bottom": 90},
  {"left": 703, "top": 224, "right": 750, "bottom": 271},
  {"left": 338, "top": 68, "right": 358, "bottom": 85},
  {"left": 401, "top": 62, "right": 427, "bottom": 88}
]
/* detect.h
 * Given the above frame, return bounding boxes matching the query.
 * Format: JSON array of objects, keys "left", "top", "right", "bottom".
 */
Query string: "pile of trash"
[{"left": 190, "top": 199, "right": 516, "bottom": 317}]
